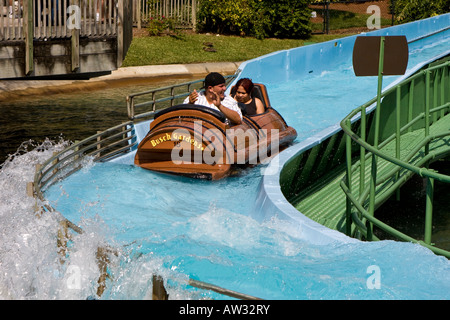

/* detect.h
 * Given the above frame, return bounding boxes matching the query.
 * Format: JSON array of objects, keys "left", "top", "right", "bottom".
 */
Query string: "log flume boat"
[{"left": 134, "top": 83, "right": 297, "bottom": 180}]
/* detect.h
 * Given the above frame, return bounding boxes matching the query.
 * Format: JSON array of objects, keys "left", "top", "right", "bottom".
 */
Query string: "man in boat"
[{"left": 184, "top": 72, "right": 242, "bottom": 125}]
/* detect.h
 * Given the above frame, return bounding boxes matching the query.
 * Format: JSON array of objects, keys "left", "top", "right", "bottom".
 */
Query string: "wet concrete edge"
[{"left": 0, "top": 62, "right": 242, "bottom": 101}]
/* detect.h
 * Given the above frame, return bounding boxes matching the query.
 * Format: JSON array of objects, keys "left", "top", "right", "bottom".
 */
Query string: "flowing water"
[{"left": 1, "top": 32, "right": 449, "bottom": 300}]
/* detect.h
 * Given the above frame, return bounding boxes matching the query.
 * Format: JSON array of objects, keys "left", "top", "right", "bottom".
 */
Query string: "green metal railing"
[{"left": 340, "top": 60, "right": 450, "bottom": 258}]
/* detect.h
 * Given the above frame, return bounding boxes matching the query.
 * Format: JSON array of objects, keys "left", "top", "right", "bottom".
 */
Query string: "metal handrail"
[
  {"left": 126, "top": 73, "right": 239, "bottom": 120},
  {"left": 339, "top": 182, "right": 450, "bottom": 258},
  {"left": 33, "top": 121, "right": 136, "bottom": 201},
  {"left": 340, "top": 60, "right": 450, "bottom": 257}
]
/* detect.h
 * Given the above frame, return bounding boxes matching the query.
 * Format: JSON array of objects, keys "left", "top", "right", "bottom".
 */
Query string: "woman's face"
[{"left": 235, "top": 85, "right": 251, "bottom": 103}]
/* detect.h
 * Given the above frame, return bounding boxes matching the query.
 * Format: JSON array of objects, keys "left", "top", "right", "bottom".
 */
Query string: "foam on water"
[{"left": 0, "top": 140, "right": 72, "bottom": 299}]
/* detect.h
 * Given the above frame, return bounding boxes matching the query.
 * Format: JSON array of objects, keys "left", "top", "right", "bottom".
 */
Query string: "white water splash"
[
  {"left": 0, "top": 139, "right": 109, "bottom": 299},
  {"left": 0, "top": 140, "right": 209, "bottom": 300}
]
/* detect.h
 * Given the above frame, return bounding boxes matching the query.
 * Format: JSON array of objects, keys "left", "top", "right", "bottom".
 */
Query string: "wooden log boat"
[{"left": 134, "top": 83, "right": 297, "bottom": 179}]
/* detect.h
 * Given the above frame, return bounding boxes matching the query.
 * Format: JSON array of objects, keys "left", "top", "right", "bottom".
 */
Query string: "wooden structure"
[{"left": 0, "top": 0, "right": 133, "bottom": 79}]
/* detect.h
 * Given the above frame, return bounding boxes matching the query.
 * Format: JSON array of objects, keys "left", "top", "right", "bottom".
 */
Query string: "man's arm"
[
  {"left": 212, "top": 94, "right": 242, "bottom": 125},
  {"left": 217, "top": 104, "right": 241, "bottom": 125}
]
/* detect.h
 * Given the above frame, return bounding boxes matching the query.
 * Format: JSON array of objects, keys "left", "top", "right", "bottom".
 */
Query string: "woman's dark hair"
[{"left": 235, "top": 78, "right": 254, "bottom": 94}]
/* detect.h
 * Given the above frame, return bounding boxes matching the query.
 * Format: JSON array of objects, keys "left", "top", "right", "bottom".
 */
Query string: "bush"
[
  {"left": 198, "top": 0, "right": 311, "bottom": 39},
  {"left": 147, "top": 15, "right": 181, "bottom": 37},
  {"left": 256, "top": 0, "right": 312, "bottom": 39},
  {"left": 393, "top": 0, "right": 450, "bottom": 23},
  {"left": 197, "top": 0, "right": 253, "bottom": 35}
]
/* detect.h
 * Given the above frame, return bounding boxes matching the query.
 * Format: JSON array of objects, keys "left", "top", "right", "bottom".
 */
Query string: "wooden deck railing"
[
  {"left": 0, "top": 0, "right": 121, "bottom": 40},
  {"left": 0, "top": 0, "right": 132, "bottom": 78},
  {"left": 1, "top": 0, "right": 200, "bottom": 41}
]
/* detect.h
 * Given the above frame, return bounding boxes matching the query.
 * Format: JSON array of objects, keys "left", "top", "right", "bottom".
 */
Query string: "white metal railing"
[{"left": 0, "top": 0, "right": 119, "bottom": 40}]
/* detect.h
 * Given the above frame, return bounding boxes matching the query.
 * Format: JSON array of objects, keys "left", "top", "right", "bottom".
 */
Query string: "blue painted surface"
[{"left": 245, "top": 14, "right": 450, "bottom": 244}]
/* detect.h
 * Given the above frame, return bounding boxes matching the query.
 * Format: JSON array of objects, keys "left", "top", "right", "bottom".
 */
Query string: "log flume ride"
[{"left": 134, "top": 84, "right": 297, "bottom": 180}]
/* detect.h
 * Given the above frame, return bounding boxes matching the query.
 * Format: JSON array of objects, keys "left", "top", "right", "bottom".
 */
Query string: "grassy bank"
[{"left": 122, "top": 32, "right": 352, "bottom": 67}]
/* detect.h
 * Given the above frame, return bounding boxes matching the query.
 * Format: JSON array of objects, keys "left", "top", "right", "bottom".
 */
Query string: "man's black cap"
[{"left": 204, "top": 72, "right": 226, "bottom": 88}]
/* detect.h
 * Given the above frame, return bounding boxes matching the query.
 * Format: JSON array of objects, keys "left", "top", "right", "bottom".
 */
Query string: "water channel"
[{"left": 1, "top": 27, "right": 449, "bottom": 299}]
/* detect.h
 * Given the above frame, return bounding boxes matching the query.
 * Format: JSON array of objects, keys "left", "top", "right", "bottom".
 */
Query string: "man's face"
[{"left": 210, "top": 83, "right": 226, "bottom": 99}]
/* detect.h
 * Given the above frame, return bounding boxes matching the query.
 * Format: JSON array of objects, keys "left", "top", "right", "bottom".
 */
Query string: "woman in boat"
[
  {"left": 233, "top": 78, "right": 265, "bottom": 116},
  {"left": 184, "top": 72, "right": 242, "bottom": 125}
]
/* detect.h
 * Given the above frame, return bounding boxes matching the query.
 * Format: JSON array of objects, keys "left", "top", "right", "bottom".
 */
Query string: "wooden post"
[
  {"left": 152, "top": 275, "right": 169, "bottom": 300},
  {"left": 35, "top": 163, "right": 43, "bottom": 181},
  {"left": 188, "top": 279, "right": 262, "bottom": 300},
  {"left": 52, "top": 151, "right": 59, "bottom": 175},
  {"left": 96, "top": 246, "right": 118, "bottom": 297},
  {"left": 74, "top": 140, "right": 80, "bottom": 161},
  {"left": 27, "top": 180, "right": 41, "bottom": 213},
  {"left": 164, "top": 0, "right": 169, "bottom": 18},
  {"left": 97, "top": 131, "right": 102, "bottom": 158},
  {"left": 26, "top": 182, "right": 35, "bottom": 198},
  {"left": 24, "top": 0, "right": 34, "bottom": 75},
  {"left": 71, "top": 28, "right": 80, "bottom": 72},
  {"left": 137, "top": 0, "right": 141, "bottom": 29},
  {"left": 57, "top": 220, "right": 69, "bottom": 264},
  {"left": 191, "top": 0, "right": 197, "bottom": 31},
  {"left": 71, "top": 0, "right": 80, "bottom": 71},
  {"left": 117, "top": 0, "right": 124, "bottom": 67},
  {"left": 96, "top": 247, "right": 110, "bottom": 297}
]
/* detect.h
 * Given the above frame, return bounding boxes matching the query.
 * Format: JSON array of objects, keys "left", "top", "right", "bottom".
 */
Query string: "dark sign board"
[{"left": 353, "top": 36, "right": 409, "bottom": 76}]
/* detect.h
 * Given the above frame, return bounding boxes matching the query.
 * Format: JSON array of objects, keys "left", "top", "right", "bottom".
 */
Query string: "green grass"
[{"left": 122, "top": 33, "right": 351, "bottom": 67}]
